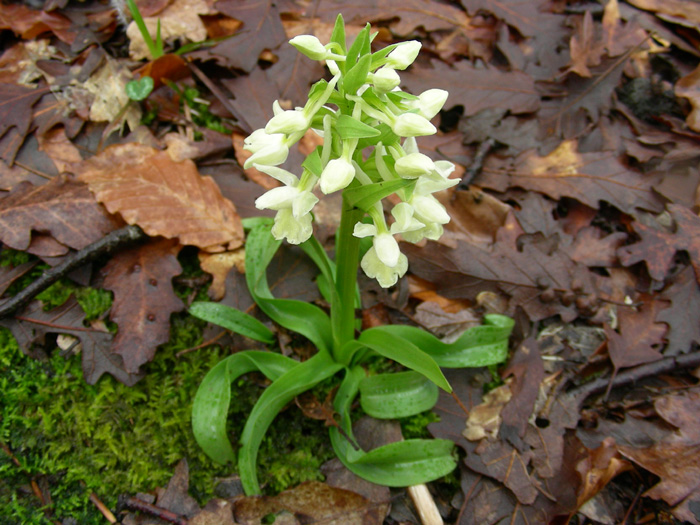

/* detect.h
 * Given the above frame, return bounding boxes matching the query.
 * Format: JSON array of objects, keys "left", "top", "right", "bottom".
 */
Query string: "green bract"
[{"left": 191, "top": 14, "right": 514, "bottom": 496}]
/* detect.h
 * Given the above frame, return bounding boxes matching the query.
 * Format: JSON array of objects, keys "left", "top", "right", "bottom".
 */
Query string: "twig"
[
  {"left": 186, "top": 59, "right": 239, "bottom": 119},
  {"left": 176, "top": 330, "right": 226, "bottom": 357},
  {"left": 455, "top": 137, "right": 496, "bottom": 194},
  {"left": 408, "top": 484, "right": 443, "bottom": 525},
  {"left": 88, "top": 490, "right": 117, "bottom": 524},
  {"left": 569, "top": 351, "right": 700, "bottom": 401},
  {"left": 123, "top": 496, "right": 188, "bottom": 525},
  {"left": 0, "top": 225, "right": 147, "bottom": 319}
]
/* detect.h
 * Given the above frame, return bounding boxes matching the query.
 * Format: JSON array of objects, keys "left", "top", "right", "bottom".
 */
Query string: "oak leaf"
[
  {"left": 102, "top": 240, "right": 184, "bottom": 374},
  {"left": 402, "top": 60, "right": 540, "bottom": 117},
  {"left": 479, "top": 140, "right": 665, "bottom": 216},
  {"left": 568, "top": 11, "right": 605, "bottom": 78},
  {"left": 460, "top": 0, "right": 547, "bottom": 37},
  {"left": 0, "top": 174, "right": 122, "bottom": 252},
  {"left": 605, "top": 299, "right": 665, "bottom": 371},
  {"left": 76, "top": 143, "right": 244, "bottom": 252},
  {"left": 0, "top": 298, "right": 142, "bottom": 385},
  {"left": 618, "top": 204, "right": 700, "bottom": 284},
  {"left": 657, "top": 267, "right": 700, "bottom": 355},
  {"left": 0, "top": 82, "right": 49, "bottom": 164},
  {"left": 204, "top": 0, "right": 286, "bottom": 73}
]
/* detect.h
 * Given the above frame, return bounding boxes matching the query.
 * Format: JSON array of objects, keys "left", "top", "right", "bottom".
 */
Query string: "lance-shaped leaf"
[
  {"left": 360, "top": 371, "right": 438, "bottom": 419},
  {"left": 189, "top": 302, "right": 275, "bottom": 344},
  {"left": 192, "top": 350, "right": 299, "bottom": 465}
]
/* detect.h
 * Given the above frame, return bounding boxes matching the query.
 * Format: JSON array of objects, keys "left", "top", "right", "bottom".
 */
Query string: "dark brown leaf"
[
  {"left": 479, "top": 140, "right": 665, "bottom": 216},
  {"left": 605, "top": 299, "right": 665, "bottom": 371},
  {"left": 0, "top": 174, "right": 122, "bottom": 252},
  {"left": 460, "top": 0, "right": 547, "bottom": 37},
  {"left": 402, "top": 60, "right": 540, "bottom": 117},
  {"left": 0, "top": 298, "right": 142, "bottom": 385},
  {"left": 0, "top": 83, "right": 50, "bottom": 164},
  {"left": 657, "top": 267, "right": 700, "bottom": 354},
  {"left": 204, "top": 0, "right": 286, "bottom": 73},
  {"left": 102, "top": 240, "right": 184, "bottom": 374}
]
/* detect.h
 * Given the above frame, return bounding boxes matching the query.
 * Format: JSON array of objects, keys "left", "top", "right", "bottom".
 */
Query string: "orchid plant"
[{"left": 190, "top": 15, "right": 514, "bottom": 496}]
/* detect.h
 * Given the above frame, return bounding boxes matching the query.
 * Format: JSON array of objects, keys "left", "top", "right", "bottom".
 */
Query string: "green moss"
[{"left": 400, "top": 410, "right": 440, "bottom": 440}]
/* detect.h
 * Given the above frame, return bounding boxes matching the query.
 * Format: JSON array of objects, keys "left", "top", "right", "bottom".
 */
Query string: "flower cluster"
[{"left": 245, "top": 19, "right": 457, "bottom": 288}]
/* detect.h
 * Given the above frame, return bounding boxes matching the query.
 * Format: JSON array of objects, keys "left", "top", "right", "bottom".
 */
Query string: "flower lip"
[{"left": 320, "top": 157, "right": 355, "bottom": 194}]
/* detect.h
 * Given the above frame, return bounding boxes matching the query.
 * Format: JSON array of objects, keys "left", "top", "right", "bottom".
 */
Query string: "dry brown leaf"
[
  {"left": 199, "top": 249, "right": 245, "bottom": 301},
  {"left": 675, "top": 64, "right": 700, "bottom": 133},
  {"left": 76, "top": 143, "right": 243, "bottom": 252},
  {"left": 102, "top": 240, "right": 184, "bottom": 374},
  {"left": 463, "top": 383, "right": 512, "bottom": 441},
  {"left": 36, "top": 126, "right": 82, "bottom": 174},
  {"left": 575, "top": 437, "right": 631, "bottom": 509},
  {"left": 568, "top": 11, "right": 605, "bottom": 78}
]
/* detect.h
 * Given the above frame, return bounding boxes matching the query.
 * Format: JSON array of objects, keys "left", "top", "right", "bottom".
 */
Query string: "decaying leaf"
[
  {"left": 0, "top": 174, "right": 121, "bottom": 252},
  {"left": 198, "top": 249, "right": 245, "bottom": 301},
  {"left": 0, "top": 82, "right": 49, "bottom": 164},
  {"left": 76, "top": 143, "right": 244, "bottom": 252},
  {"left": 463, "top": 383, "right": 512, "bottom": 441},
  {"left": 101, "top": 240, "right": 184, "bottom": 374},
  {"left": 605, "top": 299, "right": 665, "bottom": 371}
]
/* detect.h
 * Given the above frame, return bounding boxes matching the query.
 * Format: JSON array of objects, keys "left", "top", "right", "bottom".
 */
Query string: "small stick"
[
  {"left": 569, "top": 351, "right": 700, "bottom": 401},
  {"left": 408, "top": 484, "right": 443, "bottom": 525},
  {"left": 124, "top": 496, "right": 188, "bottom": 525},
  {"left": 0, "top": 225, "right": 147, "bottom": 319},
  {"left": 88, "top": 491, "right": 117, "bottom": 523},
  {"left": 455, "top": 137, "right": 496, "bottom": 193}
]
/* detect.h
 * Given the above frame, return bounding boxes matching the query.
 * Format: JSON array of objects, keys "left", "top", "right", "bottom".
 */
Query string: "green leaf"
[
  {"left": 245, "top": 226, "right": 333, "bottom": 354},
  {"left": 238, "top": 351, "right": 343, "bottom": 494},
  {"left": 125, "top": 76, "right": 154, "bottom": 101},
  {"left": 330, "top": 14, "right": 347, "bottom": 64},
  {"left": 241, "top": 216, "right": 273, "bottom": 230},
  {"left": 336, "top": 114, "right": 381, "bottom": 139},
  {"left": 360, "top": 371, "right": 438, "bottom": 419},
  {"left": 329, "top": 367, "right": 455, "bottom": 486},
  {"left": 370, "top": 314, "right": 514, "bottom": 368},
  {"left": 343, "top": 179, "right": 413, "bottom": 213},
  {"left": 301, "top": 147, "right": 323, "bottom": 177},
  {"left": 189, "top": 302, "right": 275, "bottom": 344},
  {"left": 358, "top": 329, "right": 451, "bottom": 392},
  {"left": 370, "top": 43, "right": 398, "bottom": 70},
  {"left": 345, "top": 23, "right": 370, "bottom": 69},
  {"left": 343, "top": 54, "right": 371, "bottom": 96},
  {"left": 191, "top": 351, "right": 298, "bottom": 465}
]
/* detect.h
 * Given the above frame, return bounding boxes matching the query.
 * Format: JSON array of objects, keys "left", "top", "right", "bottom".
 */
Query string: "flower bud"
[
  {"left": 386, "top": 41, "right": 422, "bottom": 70},
  {"left": 265, "top": 109, "right": 309, "bottom": 135},
  {"left": 289, "top": 35, "right": 329, "bottom": 61},
  {"left": 255, "top": 186, "right": 300, "bottom": 211},
  {"left": 412, "top": 195, "right": 450, "bottom": 224},
  {"left": 410, "top": 89, "right": 448, "bottom": 119},
  {"left": 391, "top": 113, "right": 436, "bottom": 137},
  {"left": 395, "top": 153, "right": 435, "bottom": 178},
  {"left": 373, "top": 232, "right": 400, "bottom": 268},
  {"left": 371, "top": 67, "right": 401, "bottom": 92},
  {"left": 320, "top": 157, "right": 355, "bottom": 194},
  {"left": 243, "top": 131, "right": 289, "bottom": 168}
]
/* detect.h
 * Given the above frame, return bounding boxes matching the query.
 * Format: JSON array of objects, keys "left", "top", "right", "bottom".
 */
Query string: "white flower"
[
  {"left": 265, "top": 109, "right": 310, "bottom": 135},
  {"left": 243, "top": 129, "right": 289, "bottom": 169},
  {"left": 253, "top": 165, "right": 319, "bottom": 245},
  {"left": 391, "top": 113, "right": 436, "bottom": 137},
  {"left": 408, "top": 89, "right": 448, "bottom": 120},
  {"left": 320, "top": 157, "right": 355, "bottom": 194},
  {"left": 371, "top": 67, "right": 401, "bottom": 92},
  {"left": 386, "top": 41, "right": 422, "bottom": 70},
  {"left": 361, "top": 245, "right": 408, "bottom": 288},
  {"left": 395, "top": 153, "right": 435, "bottom": 179},
  {"left": 271, "top": 208, "right": 314, "bottom": 245},
  {"left": 390, "top": 202, "right": 425, "bottom": 234}
]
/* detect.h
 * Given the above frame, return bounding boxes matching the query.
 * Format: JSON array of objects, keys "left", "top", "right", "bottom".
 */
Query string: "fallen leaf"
[
  {"left": 204, "top": 0, "right": 286, "bottom": 73},
  {"left": 198, "top": 249, "right": 245, "bottom": 301},
  {"left": 463, "top": 383, "right": 512, "bottom": 441},
  {"left": 402, "top": 60, "right": 540, "bottom": 117},
  {"left": 0, "top": 3, "right": 76, "bottom": 44},
  {"left": 605, "top": 299, "right": 665, "bottom": 371},
  {"left": 618, "top": 204, "right": 700, "bottom": 284},
  {"left": 0, "top": 82, "right": 49, "bottom": 165},
  {"left": 0, "top": 298, "right": 142, "bottom": 385},
  {"left": 657, "top": 267, "right": 700, "bottom": 354},
  {"left": 154, "top": 459, "right": 200, "bottom": 519},
  {"left": 36, "top": 126, "right": 83, "bottom": 174},
  {"left": 0, "top": 174, "right": 122, "bottom": 252},
  {"left": 460, "top": 0, "right": 547, "bottom": 38},
  {"left": 568, "top": 11, "right": 605, "bottom": 77},
  {"left": 479, "top": 140, "right": 665, "bottom": 216},
  {"left": 414, "top": 300, "right": 479, "bottom": 343},
  {"left": 625, "top": 0, "right": 700, "bottom": 27},
  {"left": 102, "top": 240, "right": 184, "bottom": 374},
  {"left": 127, "top": 0, "right": 212, "bottom": 60},
  {"left": 575, "top": 437, "right": 631, "bottom": 509},
  {"left": 233, "top": 481, "right": 383, "bottom": 525},
  {"left": 76, "top": 143, "right": 244, "bottom": 252}
]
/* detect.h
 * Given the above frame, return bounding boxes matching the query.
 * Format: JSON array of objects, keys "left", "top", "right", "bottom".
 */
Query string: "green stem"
[{"left": 332, "top": 197, "right": 363, "bottom": 363}]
